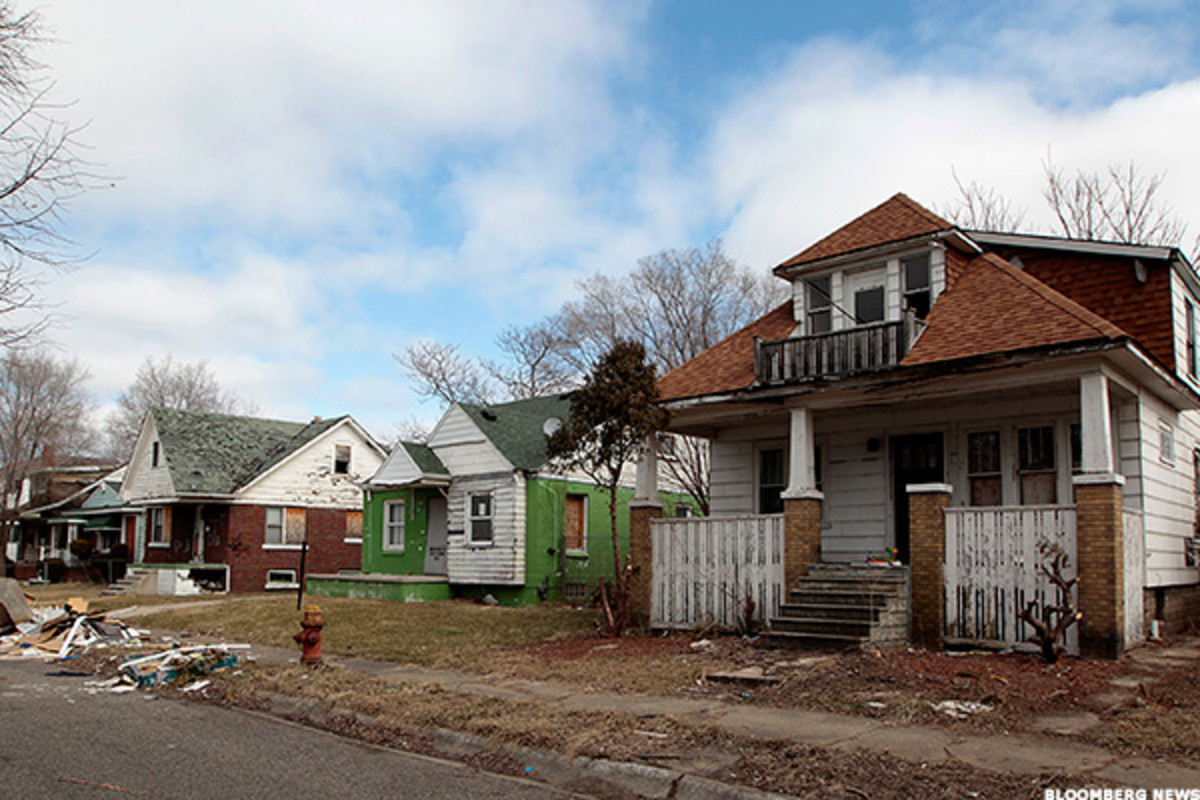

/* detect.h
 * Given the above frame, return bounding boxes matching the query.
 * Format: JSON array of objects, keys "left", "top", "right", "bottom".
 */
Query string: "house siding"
[
  {"left": 427, "top": 406, "right": 512, "bottom": 475},
  {"left": 1170, "top": 269, "right": 1200, "bottom": 392},
  {"left": 238, "top": 423, "right": 381, "bottom": 509},
  {"left": 1137, "top": 390, "right": 1200, "bottom": 587},
  {"left": 361, "top": 486, "right": 435, "bottom": 576},
  {"left": 223, "top": 504, "right": 362, "bottom": 593},
  {"left": 445, "top": 472, "right": 525, "bottom": 585},
  {"left": 121, "top": 418, "right": 175, "bottom": 501}
]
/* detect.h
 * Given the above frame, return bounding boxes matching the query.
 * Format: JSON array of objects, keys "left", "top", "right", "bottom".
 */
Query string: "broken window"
[
  {"left": 469, "top": 492, "right": 493, "bottom": 544},
  {"left": 383, "top": 501, "right": 405, "bottom": 551},
  {"left": 334, "top": 444, "right": 351, "bottom": 475},
  {"left": 902, "top": 254, "right": 931, "bottom": 320}
]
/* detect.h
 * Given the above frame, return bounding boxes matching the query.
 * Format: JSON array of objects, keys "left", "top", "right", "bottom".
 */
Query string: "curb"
[{"left": 256, "top": 691, "right": 794, "bottom": 799}]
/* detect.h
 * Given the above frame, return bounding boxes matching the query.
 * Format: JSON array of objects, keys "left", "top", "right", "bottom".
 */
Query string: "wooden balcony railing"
[{"left": 755, "top": 310, "right": 925, "bottom": 385}]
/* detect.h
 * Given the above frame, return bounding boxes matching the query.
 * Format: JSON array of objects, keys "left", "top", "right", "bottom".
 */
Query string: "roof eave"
[{"left": 773, "top": 228, "right": 975, "bottom": 279}]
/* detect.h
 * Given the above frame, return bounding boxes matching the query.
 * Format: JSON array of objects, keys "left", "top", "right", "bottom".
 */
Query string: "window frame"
[
  {"left": 1187, "top": 299, "right": 1198, "bottom": 379},
  {"left": 1159, "top": 420, "right": 1176, "bottom": 467},
  {"left": 902, "top": 253, "right": 932, "bottom": 320},
  {"left": 564, "top": 493, "right": 587, "bottom": 553},
  {"left": 966, "top": 429, "right": 1003, "bottom": 506},
  {"left": 805, "top": 275, "right": 832, "bottom": 335},
  {"left": 265, "top": 569, "right": 298, "bottom": 590},
  {"left": 334, "top": 444, "right": 351, "bottom": 475},
  {"left": 382, "top": 500, "right": 406, "bottom": 552},
  {"left": 263, "top": 506, "right": 301, "bottom": 548},
  {"left": 756, "top": 446, "right": 786, "bottom": 515},
  {"left": 1017, "top": 425, "right": 1058, "bottom": 505},
  {"left": 468, "top": 491, "right": 494, "bottom": 546},
  {"left": 151, "top": 441, "right": 161, "bottom": 468},
  {"left": 147, "top": 507, "right": 167, "bottom": 547}
]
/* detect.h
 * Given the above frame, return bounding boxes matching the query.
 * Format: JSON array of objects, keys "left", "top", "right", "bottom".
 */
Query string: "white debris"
[{"left": 932, "top": 700, "right": 993, "bottom": 718}]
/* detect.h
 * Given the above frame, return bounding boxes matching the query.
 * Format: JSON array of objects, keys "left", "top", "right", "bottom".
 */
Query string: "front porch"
[{"left": 639, "top": 367, "right": 1143, "bottom": 656}]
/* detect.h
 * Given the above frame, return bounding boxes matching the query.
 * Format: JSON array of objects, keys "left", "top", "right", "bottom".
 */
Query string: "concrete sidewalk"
[{"left": 232, "top": 639, "right": 1200, "bottom": 791}]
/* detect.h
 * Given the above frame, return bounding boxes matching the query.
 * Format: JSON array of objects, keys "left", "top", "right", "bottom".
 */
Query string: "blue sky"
[{"left": 28, "top": 0, "right": 1200, "bottom": 441}]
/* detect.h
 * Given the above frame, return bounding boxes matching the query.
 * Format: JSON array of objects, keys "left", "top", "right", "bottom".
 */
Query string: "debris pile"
[
  {"left": 120, "top": 645, "right": 246, "bottom": 688},
  {"left": 0, "top": 584, "right": 145, "bottom": 660}
]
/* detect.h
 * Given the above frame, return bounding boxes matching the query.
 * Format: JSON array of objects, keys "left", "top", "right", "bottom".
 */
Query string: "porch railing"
[
  {"left": 944, "top": 505, "right": 1078, "bottom": 652},
  {"left": 650, "top": 514, "right": 784, "bottom": 630},
  {"left": 755, "top": 309, "right": 925, "bottom": 385}
]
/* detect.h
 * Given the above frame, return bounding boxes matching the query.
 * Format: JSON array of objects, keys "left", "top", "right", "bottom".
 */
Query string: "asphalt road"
[{"left": 0, "top": 659, "right": 583, "bottom": 799}]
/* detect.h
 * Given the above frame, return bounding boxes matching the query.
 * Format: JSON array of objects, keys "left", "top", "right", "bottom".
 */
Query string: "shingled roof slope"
[
  {"left": 459, "top": 394, "right": 572, "bottom": 471},
  {"left": 401, "top": 441, "right": 449, "bottom": 476},
  {"left": 657, "top": 302, "right": 795, "bottom": 402},
  {"left": 777, "top": 193, "right": 951, "bottom": 270},
  {"left": 902, "top": 253, "right": 1127, "bottom": 365},
  {"left": 154, "top": 408, "right": 344, "bottom": 494}
]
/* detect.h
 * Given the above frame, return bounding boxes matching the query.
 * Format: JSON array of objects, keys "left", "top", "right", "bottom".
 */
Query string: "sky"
[{"left": 20, "top": 0, "right": 1200, "bottom": 443}]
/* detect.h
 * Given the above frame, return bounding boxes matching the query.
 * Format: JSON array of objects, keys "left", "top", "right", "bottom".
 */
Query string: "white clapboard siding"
[
  {"left": 1124, "top": 510, "right": 1146, "bottom": 645},
  {"left": 445, "top": 473, "right": 525, "bottom": 585},
  {"left": 650, "top": 515, "right": 784, "bottom": 630},
  {"left": 1138, "top": 391, "right": 1198, "bottom": 586},
  {"left": 944, "top": 505, "right": 1078, "bottom": 653},
  {"left": 240, "top": 422, "right": 384, "bottom": 508},
  {"left": 121, "top": 417, "right": 176, "bottom": 501}
]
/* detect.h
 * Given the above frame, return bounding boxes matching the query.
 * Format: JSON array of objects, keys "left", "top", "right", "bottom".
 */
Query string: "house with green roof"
[
  {"left": 119, "top": 407, "right": 387, "bottom": 593},
  {"left": 310, "top": 394, "right": 694, "bottom": 605}
]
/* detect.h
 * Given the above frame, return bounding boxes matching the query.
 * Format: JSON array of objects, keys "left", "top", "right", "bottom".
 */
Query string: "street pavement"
[{"left": 0, "top": 659, "right": 584, "bottom": 799}]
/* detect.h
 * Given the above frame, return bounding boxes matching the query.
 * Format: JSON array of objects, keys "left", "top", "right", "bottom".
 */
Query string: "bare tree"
[
  {"left": 486, "top": 320, "right": 576, "bottom": 400},
  {"left": 105, "top": 355, "right": 252, "bottom": 459},
  {"left": 0, "top": 4, "right": 100, "bottom": 347},
  {"left": 941, "top": 167, "right": 1027, "bottom": 232},
  {"left": 1044, "top": 159, "right": 1187, "bottom": 247},
  {"left": 0, "top": 350, "right": 93, "bottom": 549},
  {"left": 396, "top": 340, "right": 497, "bottom": 407}
]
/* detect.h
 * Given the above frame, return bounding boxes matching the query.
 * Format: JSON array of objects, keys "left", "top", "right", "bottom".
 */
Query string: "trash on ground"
[
  {"left": 689, "top": 639, "right": 712, "bottom": 649},
  {"left": 120, "top": 645, "right": 248, "bottom": 688},
  {"left": 0, "top": 597, "right": 142, "bottom": 661},
  {"left": 932, "top": 699, "right": 994, "bottom": 718}
]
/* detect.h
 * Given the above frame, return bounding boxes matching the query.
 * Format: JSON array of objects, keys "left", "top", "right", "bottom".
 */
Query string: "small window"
[
  {"left": 1160, "top": 421, "right": 1175, "bottom": 466},
  {"left": 902, "top": 254, "right": 931, "bottom": 319},
  {"left": 266, "top": 569, "right": 297, "bottom": 588},
  {"left": 1187, "top": 300, "right": 1197, "bottom": 379},
  {"left": 674, "top": 504, "right": 693, "bottom": 518},
  {"left": 758, "top": 448, "right": 785, "bottom": 514},
  {"left": 967, "top": 431, "right": 1002, "bottom": 506},
  {"left": 264, "top": 507, "right": 284, "bottom": 544},
  {"left": 854, "top": 286, "right": 884, "bottom": 325},
  {"left": 469, "top": 492, "right": 493, "bottom": 544},
  {"left": 334, "top": 444, "right": 351, "bottom": 475},
  {"left": 1070, "top": 423, "right": 1082, "bottom": 474},
  {"left": 151, "top": 442, "right": 161, "bottom": 468},
  {"left": 1018, "top": 426, "right": 1057, "bottom": 504},
  {"left": 383, "top": 500, "right": 405, "bottom": 551},
  {"left": 564, "top": 494, "right": 586, "bottom": 551},
  {"left": 149, "top": 508, "right": 166, "bottom": 544},
  {"left": 806, "top": 275, "right": 832, "bottom": 335}
]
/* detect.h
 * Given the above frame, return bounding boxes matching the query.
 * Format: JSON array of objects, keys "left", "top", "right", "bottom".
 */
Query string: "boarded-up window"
[
  {"left": 345, "top": 510, "right": 363, "bottom": 540},
  {"left": 565, "top": 495, "right": 586, "bottom": 552},
  {"left": 967, "top": 431, "right": 1001, "bottom": 506},
  {"left": 285, "top": 508, "right": 306, "bottom": 544},
  {"left": 1018, "top": 426, "right": 1056, "bottom": 505}
]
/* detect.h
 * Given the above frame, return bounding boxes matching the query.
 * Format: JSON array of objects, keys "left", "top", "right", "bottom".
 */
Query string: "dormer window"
[
  {"left": 847, "top": 267, "right": 885, "bottom": 325},
  {"left": 806, "top": 275, "right": 832, "bottom": 334},
  {"left": 903, "top": 254, "right": 931, "bottom": 319}
]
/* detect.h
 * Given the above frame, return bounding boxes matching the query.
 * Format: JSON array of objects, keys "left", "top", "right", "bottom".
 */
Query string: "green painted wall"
[
  {"left": 361, "top": 487, "right": 438, "bottom": 575},
  {"left": 308, "top": 576, "right": 452, "bottom": 602},
  {"left": 361, "top": 478, "right": 697, "bottom": 606}
]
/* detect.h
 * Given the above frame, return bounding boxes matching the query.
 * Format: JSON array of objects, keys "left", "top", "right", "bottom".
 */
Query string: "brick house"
[
  {"left": 632, "top": 193, "right": 1200, "bottom": 657},
  {"left": 119, "top": 408, "right": 386, "bottom": 594}
]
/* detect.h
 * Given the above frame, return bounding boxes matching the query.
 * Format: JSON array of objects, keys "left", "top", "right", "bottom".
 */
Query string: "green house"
[{"left": 310, "top": 395, "right": 693, "bottom": 605}]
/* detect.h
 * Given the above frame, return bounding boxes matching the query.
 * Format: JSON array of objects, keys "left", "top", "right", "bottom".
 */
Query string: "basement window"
[
  {"left": 265, "top": 569, "right": 297, "bottom": 590},
  {"left": 334, "top": 444, "right": 351, "bottom": 475}
]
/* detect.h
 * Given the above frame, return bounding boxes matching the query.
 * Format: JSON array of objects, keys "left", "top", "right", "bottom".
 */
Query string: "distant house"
[
  {"left": 310, "top": 395, "right": 694, "bottom": 605},
  {"left": 640, "top": 193, "right": 1200, "bottom": 656},
  {"left": 119, "top": 407, "right": 387, "bottom": 593}
]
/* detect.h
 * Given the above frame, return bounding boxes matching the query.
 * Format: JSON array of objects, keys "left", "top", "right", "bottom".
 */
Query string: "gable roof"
[
  {"left": 902, "top": 252, "right": 1128, "bottom": 365},
  {"left": 459, "top": 394, "right": 572, "bottom": 471},
  {"left": 776, "top": 193, "right": 951, "bottom": 271},
  {"left": 658, "top": 302, "right": 796, "bottom": 402},
  {"left": 152, "top": 407, "right": 345, "bottom": 495},
  {"left": 367, "top": 440, "right": 449, "bottom": 487}
]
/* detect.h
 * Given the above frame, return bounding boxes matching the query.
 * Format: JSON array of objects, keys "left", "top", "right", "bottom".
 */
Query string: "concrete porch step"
[
  {"left": 758, "top": 630, "right": 865, "bottom": 650},
  {"left": 788, "top": 588, "right": 895, "bottom": 606},
  {"left": 770, "top": 616, "right": 873, "bottom": 637}
]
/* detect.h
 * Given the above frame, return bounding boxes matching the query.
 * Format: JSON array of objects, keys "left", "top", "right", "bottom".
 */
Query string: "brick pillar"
[
  {"left": 628, "top": 501, "right": 662, "bottom": 629},
  {"left": 783, "top": 497, "right": 822, "bottom": 588},
  {"left": 1075, "top": 479, "right": 1125, "bottom": 659},
  {"left": 908, "top": 484, "right": 951, "bottom": 650}
]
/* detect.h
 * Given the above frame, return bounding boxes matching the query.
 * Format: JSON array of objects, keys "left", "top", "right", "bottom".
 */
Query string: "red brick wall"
[
  {"left": 1003, "top": 250, "right": 1174, "bottom": 370},
  {"left": 224, "top": 504, "right": 362, "bottom": 594}
]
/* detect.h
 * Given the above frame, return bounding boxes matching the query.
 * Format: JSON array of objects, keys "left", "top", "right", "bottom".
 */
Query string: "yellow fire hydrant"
[{"left": 294, "top": 604, "right": 324, "bottom": 667}]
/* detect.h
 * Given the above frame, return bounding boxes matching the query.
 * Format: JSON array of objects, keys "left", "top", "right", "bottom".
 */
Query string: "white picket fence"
[
  {"left": 944, "top": 505, "right": 1078, "bottom": 652},
  {"left": 650, "top": 515, "right": 785, "bottom": 630}
]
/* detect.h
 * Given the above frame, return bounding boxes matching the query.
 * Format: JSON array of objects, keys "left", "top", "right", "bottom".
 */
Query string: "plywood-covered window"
[
  {"left": 1018, "top": 426, "right": 1057, "bottom": 505},
  {"left": 468, "top": 492, "right": 493, "bottom": 544},
  {"left": 383, "top": 501, "right": 404, "bottom": 551},
  {"left": 265, "top": 507, "right": 306, "bottom": 545},
  {"left": 564, "top": 494, "right": 586, "bottom": 552},
  {"left": 345, "top": 510, "right": 363, "bottom": 541},
  {"left": 967, "top": 431, "right": 1001, "bottom": 506}
]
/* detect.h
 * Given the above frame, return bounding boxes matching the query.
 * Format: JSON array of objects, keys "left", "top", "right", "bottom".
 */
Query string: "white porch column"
[
  {"left": 1079, "top": 373, "right": 1117, "bottom": 478},
  {"left": 634, "top": 436, "right": 659, "bottom": 504},
  {"left": 782, "top": 406, "right": 822, "bottom": 499}
]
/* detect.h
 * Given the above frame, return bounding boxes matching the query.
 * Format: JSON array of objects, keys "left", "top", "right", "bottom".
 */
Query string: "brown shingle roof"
[
  {"left": 902, "top": 253, "right": 1127, "bottom": 365},
  {"left": 657, "top": 303, "right": 795, "bottom": 402},
  {"left": 777, "top": 193, "right": 951, "bottom": 270}
]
